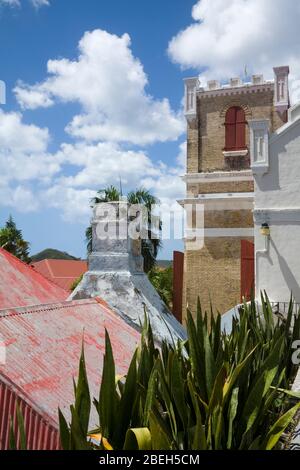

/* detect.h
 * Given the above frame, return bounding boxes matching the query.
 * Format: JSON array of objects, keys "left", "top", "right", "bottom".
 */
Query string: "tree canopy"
[{"left": 0, "top": 216, "right": 31, "bottom": 263}]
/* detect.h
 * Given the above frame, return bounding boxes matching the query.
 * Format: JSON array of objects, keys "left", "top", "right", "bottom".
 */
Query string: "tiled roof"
[
  {"left": 31, "top": 259, "right": 88, "bottom": 291},
  {"left": 0, "top": 248, "right": 68, "bottom": 310},
  {"left": 0, "top": 298, "right": 140, "bottom": 428}
]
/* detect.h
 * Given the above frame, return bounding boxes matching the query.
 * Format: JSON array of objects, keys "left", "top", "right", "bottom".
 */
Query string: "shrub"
[{"left": 59, "top": 293, "right": 300, "bottom": 450}]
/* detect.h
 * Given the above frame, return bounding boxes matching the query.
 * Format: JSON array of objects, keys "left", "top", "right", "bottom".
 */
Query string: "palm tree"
[
  {"left": 0, "top": 215, "right": 31, "bottom": 263},
  {"left": 85, "top": 186, "right": 162, "bottom": 273}
]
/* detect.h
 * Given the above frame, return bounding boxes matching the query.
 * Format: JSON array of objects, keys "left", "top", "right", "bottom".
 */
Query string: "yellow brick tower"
[{"left": 180, "top": 67, "right": 290, "bottom": 317}]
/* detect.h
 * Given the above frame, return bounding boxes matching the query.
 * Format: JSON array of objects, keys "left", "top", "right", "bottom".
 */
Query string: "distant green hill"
[
  {"left": 31, "top": 249, "right": 80, "bottom": 262},
  {"left": 157, "top": 260, "right": 172, "bottom": 269}
]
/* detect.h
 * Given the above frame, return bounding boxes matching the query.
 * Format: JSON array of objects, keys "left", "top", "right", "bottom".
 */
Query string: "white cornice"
[
  {"left": 197, "top": 192, "right": 254, "bottom": 200},
  {"left": 178, "top": 192, "right": 254, "bottom": 211},
  {"left": 182, "top": 171, "right": 253, "bottom": 184},
  {"left": 198, "top": 81, "right": 274, "bottom": 99}
]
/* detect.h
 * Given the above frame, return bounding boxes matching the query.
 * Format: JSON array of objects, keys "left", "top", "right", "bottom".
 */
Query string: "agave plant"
[{"left": 58, "top": 293, "right": 300, "bottom": 451}]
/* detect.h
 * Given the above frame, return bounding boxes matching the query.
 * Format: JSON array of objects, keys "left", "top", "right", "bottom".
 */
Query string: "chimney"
[
  {"left": 70, "top": 201, "right": 186, "bottom": 344},
  {"left": 273, "top": 66, "right": 290, "bottom": 116}
]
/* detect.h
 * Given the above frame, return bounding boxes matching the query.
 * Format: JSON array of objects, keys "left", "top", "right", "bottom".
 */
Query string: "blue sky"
[
  {"left": 0, "top": 0, "right": 197, "bottom": 259},
  {"left": 1, "top": 0, "right": 300, "bottom": 260}
]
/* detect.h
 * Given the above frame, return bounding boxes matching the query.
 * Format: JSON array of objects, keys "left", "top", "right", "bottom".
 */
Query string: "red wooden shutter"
[
  {"left": 236, "top": 107, "right": 246, "bottom": 149},
  {"left": 241, "top": 240, "right": 254, "bottom": 302},
  {"left": 225, "top": 107, "right": 246, "bottom": 150},
  {"left": 173, "top": 251, "right": 184, "bottom": 324},
  {"left": 225, "top": 107, "right": 236, "bottom": 150}
]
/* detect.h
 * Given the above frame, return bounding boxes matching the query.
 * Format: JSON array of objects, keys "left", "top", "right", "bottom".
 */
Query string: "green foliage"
[
  {"left": 59, "top": 293, "right": 300, "bottom": 450},
  {"left": 148, "top": 266, "right": 173, "bottom": 308},
  {"left": 85, "top": 186, "right": 162, "bottom": 273},
  {"left": 9, "top": 404, "right": 27, "bottom": 450},
  {"left": 0, "top": 216, "right": 31, "bottom": 263}
]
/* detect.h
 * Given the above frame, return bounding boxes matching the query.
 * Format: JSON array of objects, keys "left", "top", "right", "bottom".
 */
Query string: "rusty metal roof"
[
  {"left": 0, "top": 248, "right": 68, "bottom": 309},
  {"left": 0, "top": 297, "right": 140, "bottom": 429},
  {"left": 31, "top": 259, "right": 88, "bottom": 291}
]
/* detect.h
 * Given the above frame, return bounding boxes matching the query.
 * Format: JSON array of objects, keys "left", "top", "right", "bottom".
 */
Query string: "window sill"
[{"left": 223, "top": 149, "right": 249, "bottom": 158}]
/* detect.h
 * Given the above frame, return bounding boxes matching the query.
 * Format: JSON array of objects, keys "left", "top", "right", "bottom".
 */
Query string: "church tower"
[{"left": 180, "top": 67, "right": 290, "bottom": 317}]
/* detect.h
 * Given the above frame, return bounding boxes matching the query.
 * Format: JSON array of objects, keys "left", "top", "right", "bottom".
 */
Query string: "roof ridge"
[{"left": 0, "top": 298, "right": 98, "bottom": 319}]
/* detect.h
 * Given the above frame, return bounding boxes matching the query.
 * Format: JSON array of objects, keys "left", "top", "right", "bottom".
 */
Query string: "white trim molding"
[
  {"left": 249, "top": 119, "right": 270, "bottom": 175},
  {"left": 197, "top": 81, "right": 274, "bottom": 100},
  {"left": 197, "top": 192, "right": 254, "bottom": 201},
  {"left": 178, "top": 192, "right": 254, "bottom": 211},
  {"left": 182, "top": 170, "right": 253, "bottom": 184},
  {"left": 223, "top": 150, "right": 249, "bottom": 158}
]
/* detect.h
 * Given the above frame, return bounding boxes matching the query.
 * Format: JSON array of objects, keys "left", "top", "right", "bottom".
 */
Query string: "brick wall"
[
  {"left": 184, "top": 237, "right": 254, "bottom": 317},
  {"left": 183, "top": 84, "right": 284, "bottom": 319},
  {"left": 187, "top": 88, "right": 285, "bottom": 173}
]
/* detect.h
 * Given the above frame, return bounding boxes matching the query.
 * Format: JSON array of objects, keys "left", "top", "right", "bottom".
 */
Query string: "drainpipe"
[{"left": 255, "top": 223, "right": 271, "bottom": 299}]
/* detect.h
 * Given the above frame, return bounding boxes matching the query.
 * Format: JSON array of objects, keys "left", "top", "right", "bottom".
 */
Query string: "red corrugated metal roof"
[
  {"left": 0, "top": 377, "right": 60, "bottom": 450},
  {"left": 0, "top": 248, "right": 68, "bottom": 310},
  {"left": 0, "top": 298, "right": 140, "bottom": 434},
  {"left": 31, "top": 259, "right": 88, "bottom": 291}
]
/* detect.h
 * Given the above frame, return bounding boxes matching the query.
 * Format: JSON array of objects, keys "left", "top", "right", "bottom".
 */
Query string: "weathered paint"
[
  {"left": 0, "top": 248, "right": 68, "bottom": 310},
  {"left": 0, "top": 377, "right": 60, "bottom": 450},
  {"left": 0, "top": 298, "right": 140, "bottom": 443},
  {"left": 31, "top": 259, "right": 88, "bottom": 291},
  {"left": 71, "top": 202, "right": 187, "bottom": 344}
]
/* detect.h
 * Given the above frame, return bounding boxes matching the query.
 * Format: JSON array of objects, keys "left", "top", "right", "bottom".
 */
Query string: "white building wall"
[{"left": 253, "top": 104, "right": 300, "bottom": 302}]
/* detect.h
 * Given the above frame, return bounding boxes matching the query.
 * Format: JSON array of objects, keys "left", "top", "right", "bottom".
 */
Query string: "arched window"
[{"left": 225, "top": 106, "right": 246, "bottom": 151}]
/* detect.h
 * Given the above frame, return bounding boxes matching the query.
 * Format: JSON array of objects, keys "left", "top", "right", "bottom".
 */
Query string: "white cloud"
[
  {"left": 42, "top": 185, "right": 94, "bottom": 222},
  {"left": 0, "top": 0, "right": 49, "bottom": 7},
  {"left": 55, "top": 141, "right": 160, "bottom": 189},
  {"left": 168, "top": 0, "right": 300, "bottom": 103},
  {"left": 30, "top": 0, "right": 49, "bottom": 8},
  {"left": 39, "top": 140, "right": 185, "bottom": 222},
  {"left": 0, "top": 184, "right": 39, "bottom": 212},
  {"left": 15, "top": 82, "right": 54, "bottom": 109},
  {"left": 2, "top": 30, "right": 185, "bottom": 223},
  {"left": 0, "top": 110, "right": 60, "bottom": 211},
  {"left": 0, "top": 0, "right": 20, "bottom": 6},
  {"left": 14, "top": 29, "right": 184, "bottom": 145},
  {"left": 141, "top": 141, "right": 186, "bottom": 204}
]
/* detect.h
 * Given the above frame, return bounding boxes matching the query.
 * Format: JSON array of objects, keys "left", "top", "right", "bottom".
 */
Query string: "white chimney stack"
[{"left": 70, "top": 202, "right": 186, "bottom": 344}]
